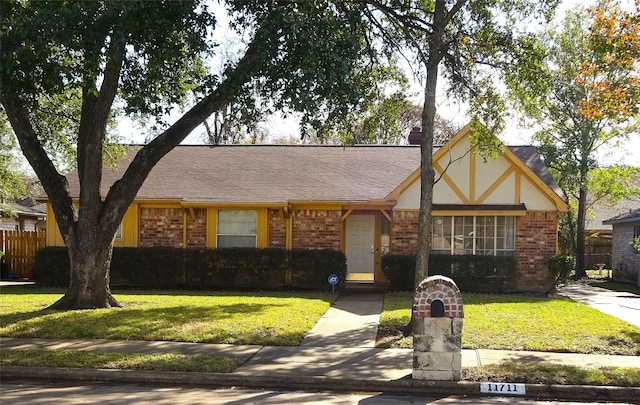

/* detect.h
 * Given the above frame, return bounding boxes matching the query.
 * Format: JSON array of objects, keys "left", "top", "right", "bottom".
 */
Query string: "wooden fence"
[{"left": 0, "top": 230, "right": 46, "bottom": 279}]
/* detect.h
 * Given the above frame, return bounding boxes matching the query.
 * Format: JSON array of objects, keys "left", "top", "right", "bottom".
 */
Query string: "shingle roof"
[
  {"left": 509, "top": 146, "right": 566, "bottom": 201},
  {"left": 589, "top": 199, "right": 640, "bottom": 230},
  {"left": 67, "top": 145, "right": 422, "bottom": 204},
  {"left": 63, "top": 143, "right": 564, "bottom": 205},
  {"left": 602, "top": 206, "right": 640, "bottom": 225}
]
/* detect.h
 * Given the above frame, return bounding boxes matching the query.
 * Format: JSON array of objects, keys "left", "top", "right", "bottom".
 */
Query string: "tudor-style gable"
[{"left": 389, "top": 125, "right": 568, "bottom": 212}]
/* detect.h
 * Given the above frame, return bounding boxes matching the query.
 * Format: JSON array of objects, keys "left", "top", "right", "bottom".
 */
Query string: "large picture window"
[
  {"left": 431, "top": 216, "right": 515, "bottom": 256},
  {"left": 217, "top": 210, "right": 257, "bottom": 248}
]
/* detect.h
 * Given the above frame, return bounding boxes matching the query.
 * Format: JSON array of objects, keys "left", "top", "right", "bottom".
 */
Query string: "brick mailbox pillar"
[{"left": 412, "top": 275, "right": 464, "bottom": 381}]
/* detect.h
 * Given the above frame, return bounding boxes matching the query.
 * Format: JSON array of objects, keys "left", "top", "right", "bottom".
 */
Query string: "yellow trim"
[
  {"left": 385, "top": 122, "right": 568, "bottom": 213},
  {"left": 135, "top": 199, "right": 183, "bottom": 205},
  {"left": 432, "top": 123, "right": 473, "bottom": 163},
  {"left": 434, "top": 161, "right": 470, "bottom": 203},
  {"left": 502, "top": 148, "right": 569, "bottom": 212},
  {"left": 206, "top": 208, "right": 217, "bottom": 248},
  {"left": 469, "top": 147, "right": 476, "bottom": 202},
  {"left": 346, "top": 273, "right": 375, "bottom": 282},
  {"left": 341, "top": 209, "right": 353, "bottom": 221},
  {"left": 433, "top": 210, "right": 527, "bottom": 216},
  {"left": 386, "top": 168, "right": 420, "bottom": 201},
  {"left": 257, "top": 207, "right": 268, "bottom": 248},
  {"left": 476, "top": 167, "right": 515, "bottom": 204},
  {"left": 373, "top": 213, "right": 388, "bottom": 284},
  {"left": 515, "top": 171, "right": 521, "bottom": 204},
  {"left": 182, "top": 209, "right": 188, "bottom": 248},
  {"left": 286, "top": 212, "right": 293, "bottom": 250},
  {"left": 392, "top": 208, "right": 526, "bottom": 216},
  {"left": 181, "top": 202, "right": 286, "bottom": 208},
  {"left": 138, "top": 202, "right": 182, "bottom": 208},
  {"left": 45, "top": 204, "right": 65, "bottom": 246},
  {"left": 380, "top": 209, "right": 392, "bottom": 223}
]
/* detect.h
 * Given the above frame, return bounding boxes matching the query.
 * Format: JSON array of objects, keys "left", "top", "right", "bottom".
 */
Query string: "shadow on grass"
[
  {"left": 0, "top": 302, "right": 305, "bottom": 345},
  {"left": 603, "top": 330, "right": 640, "bottom": 356}
]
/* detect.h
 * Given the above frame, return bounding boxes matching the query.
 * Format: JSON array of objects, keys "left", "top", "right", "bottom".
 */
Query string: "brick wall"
[
  {"left": 268, "top": 208, "right": 286, "bottom": 248},
  {"left": 292, "top": 209, "right": 341, "bottom": 249},
  {"left": 186, "top": 208, "right": 206, "bottom": 248},
  {"left": 390, "top": 210, "right": 419, "bottom": 254},
  {"left": 611, "top": 221, "right": 639, "bottom": 282},
  {"left": 139, "top": 207, "right": 184, "bottom": 247},
  {"left": 514, "top": 211, "right": 558, "bottom": 292}
]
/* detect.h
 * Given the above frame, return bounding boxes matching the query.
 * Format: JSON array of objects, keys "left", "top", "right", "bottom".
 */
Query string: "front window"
[
  {"left": 217, "top": 210, "right": 257, "bottom": 248},
  {"left": 432, "top": 216, "right": 515, "bottom": 256}
]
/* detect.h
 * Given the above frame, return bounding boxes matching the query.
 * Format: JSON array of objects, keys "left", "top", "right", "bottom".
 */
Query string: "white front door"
[{"left": 345, "top": 215, "right": 375, "bottom": 282}]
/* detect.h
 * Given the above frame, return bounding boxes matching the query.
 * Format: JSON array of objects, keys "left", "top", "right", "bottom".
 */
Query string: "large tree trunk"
[{"left": 49, "top": 236, "right": 119, "bottom": 309}]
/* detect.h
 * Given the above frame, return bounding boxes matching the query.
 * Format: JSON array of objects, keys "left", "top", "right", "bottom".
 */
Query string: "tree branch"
[{"left": 0, "top": 95, "right": 76, "bottom": 241}]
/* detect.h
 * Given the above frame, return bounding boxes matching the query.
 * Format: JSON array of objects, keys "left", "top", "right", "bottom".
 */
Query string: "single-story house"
[
  {"left": 585, "top": 198, "right": 640, "bottom": 269},
  {"left": 602, "top": 207, "right": 640, "bottom": 284},
  {"left": 45, "top": 124, "right": 569, "bottom": 292},
  {"left": 0, "top": 199, "right": 46, "bottom": 232}
]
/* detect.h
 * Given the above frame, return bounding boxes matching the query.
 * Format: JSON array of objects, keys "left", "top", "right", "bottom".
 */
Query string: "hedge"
[
  {"left": 381, "top": 254, "right": 517, "bottom": 292},
  {"left": 34, "top": 247, "right": 346, "bottom": 290}
]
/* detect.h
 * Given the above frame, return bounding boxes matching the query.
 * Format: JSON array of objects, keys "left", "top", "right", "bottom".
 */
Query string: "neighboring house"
[
  {"left": 585, "top": 198, "right": 640, "bottom": 269},
  {"left": 45, "top": 125, "right": 569, "bottom": 292},
  {"left": 0, "top": 200, "right": 46, "bottom": 232},
  {"left": 602, "top": 208, "right": 640, "bottom": 284}
]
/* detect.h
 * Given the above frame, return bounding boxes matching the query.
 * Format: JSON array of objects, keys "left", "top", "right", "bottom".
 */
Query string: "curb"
[{"left": 3, "top": 366, "right": 639, "bottom": 402}]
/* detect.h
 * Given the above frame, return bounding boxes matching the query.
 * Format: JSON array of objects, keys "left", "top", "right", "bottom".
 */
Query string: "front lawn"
[
  {"left": 0, "top": 288, "right": 336, "bottom": 346},
  {"left": 378, "top": 292, "right": 640, "bottom": 355}
]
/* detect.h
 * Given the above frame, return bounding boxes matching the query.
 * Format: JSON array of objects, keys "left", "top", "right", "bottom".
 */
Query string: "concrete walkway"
[
  {"left": 558, "top": 283, "right": 640, "bottom": 328},
  {"left": 299, "top": 292, "right": 383, "bottom": 348}
]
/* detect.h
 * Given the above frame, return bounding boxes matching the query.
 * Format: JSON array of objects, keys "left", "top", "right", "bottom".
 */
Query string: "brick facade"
[
  {"left": 139, "top": 207, "right": 184, "bottom": 247},
  {"left": 268, "top": 208, "right": 286, "bottom": 248},
  {"left": 610, "top": 221, "right": 640, "bottom": 283},
  {"left": 514, "top": 211, "right": 558, "bottom": 291},
  {"left": 291, "top": 209, "right": 342, "bottom": 249},
  {"left": 186, "top": 208, "right": 207, "bottom": 248},
  {"left": 390, "top": 210, "right": 558, "bottom": 292},
  {"left": 391, "top": 210, "right": 420, "bottom": 254}
]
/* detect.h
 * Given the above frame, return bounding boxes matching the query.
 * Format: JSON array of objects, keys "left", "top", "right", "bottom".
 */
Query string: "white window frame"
[
  {"left": 217, "top": 210, "right": 257, "bottom": 248},
  {"left": 431, "top": 215, "right": 515, "bottom": 256}
]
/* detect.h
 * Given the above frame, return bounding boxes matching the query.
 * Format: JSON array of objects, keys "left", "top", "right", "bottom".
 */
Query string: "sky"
[{"left": 115, "top": 0, "right": 639, "bottom": 165}]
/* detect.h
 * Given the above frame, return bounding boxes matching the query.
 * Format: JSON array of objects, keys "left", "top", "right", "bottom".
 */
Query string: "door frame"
[{"left": 342, "top": 211, "right": 390, "bottom": 284}]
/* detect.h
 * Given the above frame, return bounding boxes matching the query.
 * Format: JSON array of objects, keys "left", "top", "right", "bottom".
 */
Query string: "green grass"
[
  {"left": 0, "top": 349, "right": 239, "bottom": 372},
  {"left": 377, "top": 292, "right": 640, "bottom": 355},
  {"left": 0, "top": 288, "right": 336, "bottom": 346},
  {"left": 464, "top": 363, "right": 640, "bottom": 387}
]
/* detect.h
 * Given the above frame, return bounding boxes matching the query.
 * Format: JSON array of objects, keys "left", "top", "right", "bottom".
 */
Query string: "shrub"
[
  {"left": 34, "top": 247, "right": 346, "bottom": 290},
  {"left": 548, "top": 254, "right": 575, "bottom": 283},
  {"left": 382, "top": 254, "right": 517, "bottom": 292},
  {"left": 630, "top": 236, "right": 640, "bottom": 254}
]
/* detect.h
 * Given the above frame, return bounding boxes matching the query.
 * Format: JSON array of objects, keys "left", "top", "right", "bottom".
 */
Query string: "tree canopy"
[
  {"left": 1, "top": 0, "right": 560, "bottom": 311},
  {"left": 508, "top": 3, "right": 640, "bottom": 277},
  {"left": 1, "top": 0, "right": 397, "bottom": 309}
]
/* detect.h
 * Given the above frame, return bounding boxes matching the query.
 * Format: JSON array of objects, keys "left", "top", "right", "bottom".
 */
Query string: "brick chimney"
[{"left": 408, "top": 127, "right": 421, "bottom": 145}]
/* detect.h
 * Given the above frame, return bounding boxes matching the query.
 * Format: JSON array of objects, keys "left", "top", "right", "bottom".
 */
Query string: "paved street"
[{"left": 1, "top": 380, "right": 635, "bottom": 405}]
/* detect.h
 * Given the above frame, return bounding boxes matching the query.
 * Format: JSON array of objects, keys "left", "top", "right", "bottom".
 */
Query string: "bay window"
[{"left": 432, "top": 216, "right": 515, "bottom": 256}]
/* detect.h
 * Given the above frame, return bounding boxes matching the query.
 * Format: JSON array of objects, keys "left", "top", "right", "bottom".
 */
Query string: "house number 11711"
[{"left": 480, "top": 382, "right": 526, "bottom": 395}]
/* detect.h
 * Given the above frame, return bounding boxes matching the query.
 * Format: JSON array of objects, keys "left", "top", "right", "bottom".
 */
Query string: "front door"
[{"left": 345, "top": 215, "right": 375, "bottom": 282}]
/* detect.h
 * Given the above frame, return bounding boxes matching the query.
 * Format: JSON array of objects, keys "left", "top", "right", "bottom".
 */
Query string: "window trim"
[
  {"left": 216, "top": 209, "right": 258, "bottom": 248},
  {"left": 431, "top": 215, "right": 516, "bottom": 256}
]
